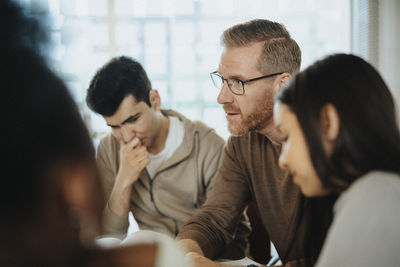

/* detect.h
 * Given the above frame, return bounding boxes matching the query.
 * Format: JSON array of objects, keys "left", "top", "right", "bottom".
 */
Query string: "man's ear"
[
  {"left": 279, "top": 73, "right": 291, "bottom": 87},
  {"left": 321, "top": 103, "right": 340, "bottom": 142},
  {"left": 149, "top": 90, "right": 161, "bottom": 110},
  {"left": 274, "top": 73, "right": 292, "bottom": 94}
]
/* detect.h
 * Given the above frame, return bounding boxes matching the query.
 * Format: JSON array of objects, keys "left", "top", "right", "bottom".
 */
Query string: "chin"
[
  {"left": 301, "top": 187, "right": 330, "bottom": 198},
  {"left": 228, "top": 123, "right": 248, "bottom": 137},
  {"left": 301, "top": 190, "right": 318, "bottom": 198}
]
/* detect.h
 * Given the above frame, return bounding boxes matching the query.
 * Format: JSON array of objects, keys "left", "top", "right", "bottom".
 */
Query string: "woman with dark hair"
[
  {"left": 274, "top": 53, "right": 400, "bottom": 266},
  {"left": 0, "top": 1, "right": 192, "bottom": 266}
]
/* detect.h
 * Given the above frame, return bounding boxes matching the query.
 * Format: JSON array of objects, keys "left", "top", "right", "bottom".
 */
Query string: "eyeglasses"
[{"left": 210, "top": 71, "right": 284, "bottom": 95}]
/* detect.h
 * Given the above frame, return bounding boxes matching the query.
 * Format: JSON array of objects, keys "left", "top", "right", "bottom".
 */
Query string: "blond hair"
[{"left": 222, "top": 19, "right": 301, "bottom": 75}]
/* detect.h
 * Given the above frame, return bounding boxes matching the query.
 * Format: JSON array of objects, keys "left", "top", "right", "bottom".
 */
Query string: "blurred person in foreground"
[
  {"left": 86, "top": 56, "right": 250, "bottom": 259},
  {"left": 177, "top": 19, "right": 336, "bottom": 267},
  {"left": 274, "top": 53, "right": 400, "bottom": 267},
  {"left": 0, "top": 1, "right": 192, "bottom": 266}
]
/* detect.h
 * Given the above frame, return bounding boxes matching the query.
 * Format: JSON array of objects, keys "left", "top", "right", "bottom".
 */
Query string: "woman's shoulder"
[
  {"left": 335, "top": 170, "right": 400, "bottom": 216},
  {"left": 342, "top": 171, "right": 400, "bottom": 198},
  {"left": 316, "top": 171, "right": 400, "bottom": 266}
]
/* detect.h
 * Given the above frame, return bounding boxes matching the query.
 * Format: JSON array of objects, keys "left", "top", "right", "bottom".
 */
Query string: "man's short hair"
[
  {"left": 222, "top": 19, "right": 301, "bottom": 75},
  {"left": 86, "top": 56, "right": 152, "bottom": 116}
]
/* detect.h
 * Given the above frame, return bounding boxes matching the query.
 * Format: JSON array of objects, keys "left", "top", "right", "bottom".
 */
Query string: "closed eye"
[
  {"left": 123, "top": 113, "right": 141, "bottom": 124},
  {"left": 107, "top": 113, "right": 141, "bottom": 128},
  {"left": 125, "top": 116, "right": 138, "bottom": 123}
]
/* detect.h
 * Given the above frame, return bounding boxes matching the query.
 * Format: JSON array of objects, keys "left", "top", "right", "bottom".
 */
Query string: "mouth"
[
  {"left": 225, "top": 113, "right": 240, "bottom": 121},
  {"left": 122, "top": 136, "right": 145, "bottom": 146},
  {"left": 223, "top": 104, "right": 241, "bottom": 120},
  {"left": 224, "top": 109, "right": 240, "bottom": 118}
]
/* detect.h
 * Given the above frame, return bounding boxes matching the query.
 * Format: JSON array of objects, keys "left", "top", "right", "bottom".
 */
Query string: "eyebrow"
[
  {"left": 231, "top": 75, "right": 246, "bottom": 81},
  {"left": 216, "top": 70, "right": 246, "bottom": 81},
  {"left": 107, "top": 112, "right": 141, "bottom": 128},
  {"left": 226, "top": 72, "right": 246, "bottom": 80}
]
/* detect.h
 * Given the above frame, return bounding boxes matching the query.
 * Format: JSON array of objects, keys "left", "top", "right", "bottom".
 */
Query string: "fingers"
[
  {"left": 120, "top": 137, "right": 146, "bottom": 157},
  {"left": 135, "top": 148, "right": 150, "bottom": 164},
  {"left": 120, "top": 143, "right": 149, "bottom": 164},
  {"left": 186, "top": 252, "right": 221, "bottom": 267},
  {"left": 120, "top": 136, "right": 141, "bottom": 150},
  {"left": 138, "top": 155, "right": 150, "bottom": 168},
  {"left": 118, "top": 135, "right": 149, "bottom": 180}
]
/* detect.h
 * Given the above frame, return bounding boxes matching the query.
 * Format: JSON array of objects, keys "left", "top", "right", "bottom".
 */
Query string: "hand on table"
[{"left": 186, "top": 252, "right": 226, "bottom": 267}]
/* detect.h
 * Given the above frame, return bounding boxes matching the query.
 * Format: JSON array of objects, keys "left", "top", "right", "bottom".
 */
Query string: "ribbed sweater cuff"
[
  {"left": 177, "top": 229, "right": 218, "bottom": 258},
  {"left": 102, "top": 204, "right": 129, "bottom": 237}
]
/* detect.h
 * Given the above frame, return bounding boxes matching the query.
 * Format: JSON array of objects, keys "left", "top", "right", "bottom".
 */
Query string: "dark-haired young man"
[{"left": 86, "top": 56, "right": 250, "bottom": 259}]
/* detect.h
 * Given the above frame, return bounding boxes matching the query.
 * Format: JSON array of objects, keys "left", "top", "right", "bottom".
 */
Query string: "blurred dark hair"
[
  {"left": 1, "top": 49, "right": 101, "bottom": 220},
  {"left": 280, "top": 195, "right": 335, "bottom": 266},
  {"left": 1, "top": 0, "right": 100, "bottom": 223},
  {"left": 0, "top": 0, "right": 50, "bottom": 58},
  {"left": 0, "top": 1, "right": 104, "bottom": 265},
  {"left": 276, "top": 53, "right": 400, "bottom": 190},
  {"left": 86, "top": 56, "right": 152, "bottom": 116}
]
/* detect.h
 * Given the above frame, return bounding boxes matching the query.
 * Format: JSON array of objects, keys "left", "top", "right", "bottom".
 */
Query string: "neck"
[
  {"left": 148, "top": 113, "right": 169, "bottom": 154},
  {"left": 256, "top": 119, "right": 284, "bottom": 145}
]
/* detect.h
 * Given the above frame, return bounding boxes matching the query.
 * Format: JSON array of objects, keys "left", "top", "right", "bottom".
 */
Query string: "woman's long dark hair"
[
  {"left": 276, "top": 53, "right": 400, "bottom": 265},
  {"left": 277, "top": 53, "right": 400, "bottom": 189}
]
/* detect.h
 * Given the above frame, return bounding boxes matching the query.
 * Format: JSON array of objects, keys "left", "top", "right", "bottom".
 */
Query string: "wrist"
[
  {"left": 107, "top": 183, "right": 132, "bottom": 217},
  {"left": 116, "top": 168, "right": 135, "bottom": 184},
  {"left": 179, "top": 239, "right": 204, "bottom": 255}
]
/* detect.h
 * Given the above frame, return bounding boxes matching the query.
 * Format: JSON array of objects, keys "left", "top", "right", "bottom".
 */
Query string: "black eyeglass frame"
[{"left": 210, "top": 71, "right": 285, "bottom": 95}]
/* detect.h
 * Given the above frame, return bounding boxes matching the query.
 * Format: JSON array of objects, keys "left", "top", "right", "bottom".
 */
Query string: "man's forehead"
[
  {"left": 218, "top": 46, "right": 263, "bottom": 77},
  {"left": 104, "top": 95, "right": 147, "bottom": 124},
  {"left": 120, "top": 94, "right": 150, "bottom": 109},
  {"left": 123, "top": 93, "right": 139, "bottom": 104}
]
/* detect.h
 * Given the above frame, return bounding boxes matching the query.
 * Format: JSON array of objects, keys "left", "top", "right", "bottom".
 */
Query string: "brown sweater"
[{"left": 178, "top": 131, "right": 310, "bottom": 263}]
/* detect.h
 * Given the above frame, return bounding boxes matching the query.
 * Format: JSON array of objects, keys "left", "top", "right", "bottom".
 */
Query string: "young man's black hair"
[{"left": 86, "top": 56, "right": 152, "bottom": 116}]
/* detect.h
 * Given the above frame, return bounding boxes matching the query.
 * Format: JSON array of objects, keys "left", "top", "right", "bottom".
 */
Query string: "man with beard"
[{"left": 177, "top": 19, "right": 332, "bottom": 267}]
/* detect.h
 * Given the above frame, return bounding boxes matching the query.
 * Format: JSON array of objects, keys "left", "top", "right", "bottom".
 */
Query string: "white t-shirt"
[
  {"left": 316, "top": 171, "right": 400, "bottom": 267},
  {"left": 146, "top": 116, "right": 184, "bottom": 179}
]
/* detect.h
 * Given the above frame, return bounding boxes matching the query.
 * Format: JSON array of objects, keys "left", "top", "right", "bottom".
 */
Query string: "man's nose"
[
  {"left": 217, "top": 81, "right": 233, "bottom": 104},
  {"left": 120, "top": 125, "right": 135, "bottom": 144}
]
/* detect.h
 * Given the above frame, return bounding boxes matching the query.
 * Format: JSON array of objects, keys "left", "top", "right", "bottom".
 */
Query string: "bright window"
[{"left": 16, "top": 0, "right": 351, "bottom": 141}]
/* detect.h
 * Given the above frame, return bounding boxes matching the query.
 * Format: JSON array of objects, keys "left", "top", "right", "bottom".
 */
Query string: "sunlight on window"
[{"left": 17, "top": 0, "right": 350, "bottom": 141}]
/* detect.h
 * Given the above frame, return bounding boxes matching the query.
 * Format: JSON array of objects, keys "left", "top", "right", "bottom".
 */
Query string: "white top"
[
  {"left": 146, "top": 116, "right": 184, "bottom": 179},
  {"left": 316, "top": 171, "right": 400, "bottom": 267}
]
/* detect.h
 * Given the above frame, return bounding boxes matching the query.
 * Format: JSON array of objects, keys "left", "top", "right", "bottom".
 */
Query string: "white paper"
[{"left": 219, "top": 257, "right": 261, "bottom": 266}]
